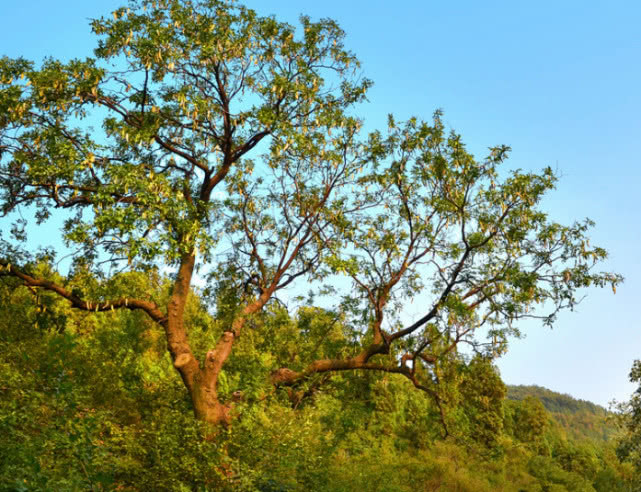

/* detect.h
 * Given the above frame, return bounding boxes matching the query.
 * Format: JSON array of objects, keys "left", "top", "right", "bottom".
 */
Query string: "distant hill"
[
  {"left": 507, "top": 385, "right": 616, "bottom": 442},
  {"left": 507, "top": 385, "right": 607, "bottom": 415}
]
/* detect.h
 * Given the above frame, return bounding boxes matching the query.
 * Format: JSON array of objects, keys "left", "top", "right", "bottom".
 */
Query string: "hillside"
[{"left": 507, "top": 385, "right": 617, "bottom": 442}]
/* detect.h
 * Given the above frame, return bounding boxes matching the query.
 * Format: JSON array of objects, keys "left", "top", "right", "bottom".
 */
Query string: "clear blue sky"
[{"left": 2, "top": 0, "right": 639, "bottom": 407}]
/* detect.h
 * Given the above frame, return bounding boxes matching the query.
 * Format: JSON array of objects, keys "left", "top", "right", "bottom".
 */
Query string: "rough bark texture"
[
  {"left": 163, "top": 250, "right": 274, "bottom": 425},
  {"left": 193, "top": 331, "right": 236, "bottom": 425},
  {"left": 161, "top": 253, "right": 238, "bottom": 425},
  {"left": 166, "top": 253, "right": 200, "bottom": 394}
]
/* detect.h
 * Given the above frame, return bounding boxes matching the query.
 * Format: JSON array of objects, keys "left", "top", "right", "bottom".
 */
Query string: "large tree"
[{"left": 0, "top": 0, "right": 620, "bottom": 426}]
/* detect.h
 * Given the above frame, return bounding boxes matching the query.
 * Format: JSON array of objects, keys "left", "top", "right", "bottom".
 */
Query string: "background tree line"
[{"left": 0, "top": 272, "right": 638, "bottom": 490}]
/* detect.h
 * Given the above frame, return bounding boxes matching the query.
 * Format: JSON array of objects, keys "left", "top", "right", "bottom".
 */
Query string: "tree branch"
[{"left": 0, "top": 260, "right": 167, "bottom": 325}]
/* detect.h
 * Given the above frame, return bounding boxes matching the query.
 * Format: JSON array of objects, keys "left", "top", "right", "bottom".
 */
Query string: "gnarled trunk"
[
  {"left": 191, "top": 383, "right": 232, "bottom": 426},
  {"left": 190, "top": 330, "right": 236, "bottom": 426},
  {"left": 163, "top": 253, "right": 269, "bottom": 427},
  {"left": 164, "top": 253, "right": 235, "bottom": 426}
]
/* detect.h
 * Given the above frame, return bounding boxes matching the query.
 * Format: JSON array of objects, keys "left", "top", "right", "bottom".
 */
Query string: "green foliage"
[
  {"left": 1, "top": 281, "right": 637, "bottom": 490},
  {"left": 612, "top": 360, "right": 641, "bottom": 488},
  {"left": 0, "top": 0, "right": 370, "bottom": 268},
  {"left": 509, "top": 396, "right": 549, "bottom": 447},
  {"left": 455, "top": 356, "right": 507, "bottom": 451},
  {"left": 508, "top": 385, "right": 617, "bottom": 443},
  {"left": 508, "top": 385, "right": 608, "bottom": 417}
]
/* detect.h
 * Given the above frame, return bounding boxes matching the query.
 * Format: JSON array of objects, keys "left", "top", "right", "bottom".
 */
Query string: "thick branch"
[
  {"left": 270, "top": 350, "right": 450, "bottom": 436},
  {"left": 0, "top": 260, "right": 166, "bottom": 324},
  {"left": 165, "top": 253, "right": 200, "bottom": 390},
  {"left": 271, "top": 358, "right": 409, "bottom": 386}
]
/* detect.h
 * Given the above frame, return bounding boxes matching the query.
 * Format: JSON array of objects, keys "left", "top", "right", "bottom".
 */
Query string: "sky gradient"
[{"left": 1, "top": 0, "right": 639, "bottom": 407}]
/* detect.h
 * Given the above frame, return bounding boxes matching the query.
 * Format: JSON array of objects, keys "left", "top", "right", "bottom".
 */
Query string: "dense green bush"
[{"left": 0, "top": 274, "right": 636, "bottom": 490}]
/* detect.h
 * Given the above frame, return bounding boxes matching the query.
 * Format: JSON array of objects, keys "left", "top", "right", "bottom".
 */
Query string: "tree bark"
[
  {"left": 192, "top": 330, "right": 236, "bottom": 426},
  {"left": 163, "top": 253, "right": 240, "bottom": 426},
  {"left": 165, "top": 253, "right": 200, "bottom": 394}
]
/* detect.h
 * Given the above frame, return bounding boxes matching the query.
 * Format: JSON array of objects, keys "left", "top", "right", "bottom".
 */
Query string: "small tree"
[
  {"left": 614, "top": 360, "right": 641, "bottom": 478},
  {"left": 0, "top": 0, "right": 620, "bottom": 427}
]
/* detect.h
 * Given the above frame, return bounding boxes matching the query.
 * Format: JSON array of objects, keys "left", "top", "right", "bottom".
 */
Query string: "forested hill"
[
  {"left": 507, "top": 385, "right": 607, "bottom": 415},
  {"left": 507, "top": 385, "right": 616, "bottom": 442}
]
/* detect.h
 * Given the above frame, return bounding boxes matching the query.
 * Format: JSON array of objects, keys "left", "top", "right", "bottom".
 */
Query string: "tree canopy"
[
  {"left": 613, "top": 360, "right": 641, "bottom": 478},
  {"left": 0, "top": 0, "right": 621, "bottom": 427}
]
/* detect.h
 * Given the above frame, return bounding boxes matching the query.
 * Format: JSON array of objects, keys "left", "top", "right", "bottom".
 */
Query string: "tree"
[
  {"left": 456, "top": 356, "right": 506, "bottom": 450},
  {"left": 510, "top": 396, "right": 549, "bottom": 447},
  {"left": 614, "top": 360, "right": 641, "bottom": 481},
  {"left": 0, "top": 0, "right": 621, "bottom": 427}
]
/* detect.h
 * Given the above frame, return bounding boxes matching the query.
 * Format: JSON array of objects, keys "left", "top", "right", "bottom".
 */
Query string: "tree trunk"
[
  {"left": 164, "top": 252, "right": 230, "bottom": 426},
  {"left": 165, "top": 253, "right": 200, "bottom": 393},
  {"left": 191, "top": 330, "right": 236, "bottom": 426},
  {"left": 164, "top": 253, "right": 257, "bottom": 427},
  {"left": 191, "top": 383, "right": 232, "bottom": 426}
]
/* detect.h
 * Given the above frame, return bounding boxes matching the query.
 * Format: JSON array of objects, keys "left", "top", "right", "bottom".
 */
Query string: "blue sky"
[{"left": 1, "top": 0, "right": 639, "bottom": 407}]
